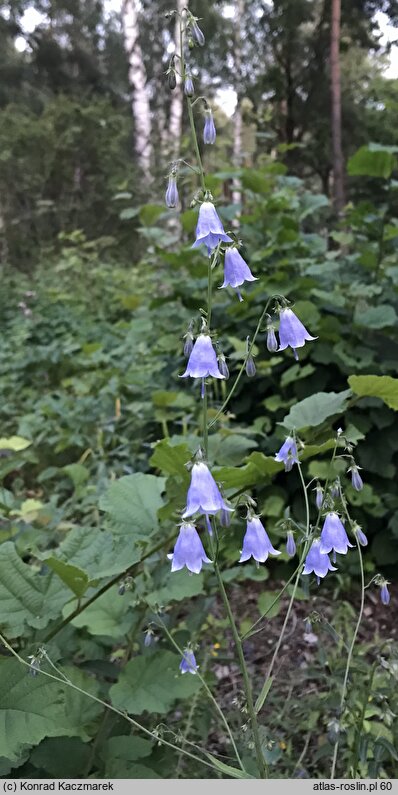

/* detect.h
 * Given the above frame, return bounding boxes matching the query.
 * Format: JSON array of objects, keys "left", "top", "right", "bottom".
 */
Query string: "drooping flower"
[
  {"left": 165, "top": 173, "right": 179, "bottom": 208},
  {"left": 181, "top": 334, "right": 225, "bottom": 380},
  {"left": 144, "top": 628, "right": 154, "bottom": 647},
  {"left": 239, "top": 516, "right": 281, "bottom": 564},
  {"left": 278, "top": 307, "right": 317, "bottom": 361},
  {"left": 192, "top": 201, "right": 232, "bottom": 255},
  {"left": 190, "top": 18, "right": 205, "bottom": 46},
  {"left": 182, "top": 461, "right": 231, "bottom": 518},
  {"left": 275, "top": 436, "right": 299, "bottom": 472},
  {"left": 168, "top": 523, "right": 211, "bottom": 574},
  {"left": 266, "top": 325, "right": 278, "bottom": 352},
  {"left": 179, "top": 649, "right": 199, "bottom": 674},
  {"left": 319, "top": 512, "right": 354, "bottom": 556},
  {"left": 286, "top": 530, "right": 296, "bottom": 558},
  {"left": 380, "top": 581, "right": 391, "bottom": 606},
  {"left": 184, "top": 74, "right": 194, "bottom": 97},
  {"left": 219, "top": 508, "right": 231, "bottom": 528},
  {"left": 203, "top": 109, "right": 216, "bottom": 144},
  {"left": 348, "top": 464, "right": 363, "bottom": 491},
  {"left": 302, "top": 539, "right": 337, "bottom": 580},
  {"left": 220, "top": 247, "right": 257, "bottom": 301},
  {"left": 183, "top": 334, "right": 194, "bottom": 358}
]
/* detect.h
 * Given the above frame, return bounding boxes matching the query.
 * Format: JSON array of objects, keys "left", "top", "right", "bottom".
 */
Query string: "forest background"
[{"left": 1, "top": 0, "right": 398, "bottom": 781}]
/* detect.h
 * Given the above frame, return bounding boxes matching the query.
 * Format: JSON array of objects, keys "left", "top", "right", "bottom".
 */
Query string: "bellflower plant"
[
  {"left": 278, "top": 307, "right": 317, "bottom": 360},
  {"left": 203, "top": 108, "right": 216, "bottom": 144},
  {"left": 320, "top": 512, "right": 354, "bottom": 556},
  {"left": 184, "top": 74, "right": 194, "bottom": 97},
  {"left": 379, "top": 580, "right": 391, "bottom": 606},
  {"left": 181, "top": 333, "right": 225, "bottom": 396},
  {"left": 348, "top": 464, "right": 363, "bottom": 491},
  {"left": 168, "top": 522, "right": 211, "bottom": 574},
  {"left": 182, "top": 460, "right": 231, "bottom": 518},
  {"left": 220, "top": 247, "right": 257, "bottom": 301},
  {"left": 239, "top": 515, "right": 281, "bottom": 564},
  {"left": 165, "top": 172, "right": 179, "bottom": 208},
  {"left": 286, "top": 531, "right": 296, "bottom": 558},
  {"left": 192, "top": 201, "right": 232, "bottom": 255}
]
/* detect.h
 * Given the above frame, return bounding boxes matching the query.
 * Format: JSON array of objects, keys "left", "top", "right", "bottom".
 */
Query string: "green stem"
[
  {"left": 180, "top": 17, "right": 206, "bottom": 194},
  {"left": 156, "top": 616, "right": 245, "bottom": 771},
  {"left": 255, "top": 461, "right": 311, "bottom": 713},
  {"left": 330, "top": 538, "right": 365, "bottom": 779},
  {"left": 0, "top": 633, "right": 219, "bottom": 775},
  {"left": 208, "top": 298, "right": 275, "bottom": 429},
  {"left": 213, "top": 557, "right": 267, "bottom": 779}
]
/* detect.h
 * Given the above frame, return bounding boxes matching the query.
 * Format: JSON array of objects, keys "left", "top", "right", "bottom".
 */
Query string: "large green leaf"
[
  {"left": 103, "top": 736, "right": 154, "bottom": 777},
  {"left": 215, "top": 452, "right": 280, "bottom": 490},
  {"left": 110, "top": 650, "right": 202, "bottom": 715},
  {"left": 0, "top": 660, "right": 65, "bottom": 761},
  {"left": 0, "top": 436, "right": 32, "bottom": 451},
  {"left": 281, "top": 390, "right": 352, "bottom": 430},
  {"left": 44, "top": 527, "right": 143, "bottom": 581},
  {"left": 146, "top": 569, "right": 205, "bottom": 607},
  {"left": 347, "top": 144, "right": 397, "bottom": 178},
  {"left": 0, "top": 543, "right": 70, "bottom": 636},
  {"left": 42, "top": 558, "right": 90, "bottom": 598},
  {"left": 150, "top": 439, "right": 191, "bottom": 479},
  {"left": 30, "top": 738, "right": 91, "bottom": 778},
  {"left": 354, "top": 304, "right": 397, "bottom": 329},
  {"left": 348, "top": 375, "right": 398, "bottom": 411},
  {"left": 63, "top": 589, "right": 139, "bottom": 638},
  {"left": 99, "top": 473, "right": 165, "bottom": 537}
]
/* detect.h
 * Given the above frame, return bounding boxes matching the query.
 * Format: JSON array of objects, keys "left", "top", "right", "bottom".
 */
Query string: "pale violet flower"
[
  {"left": 239, "top": 516, "right": 280, "bottom": 564},
  {"left": 266, "top": 326, "right": 278, "bottom": 352},
  {"left": 168, "top": 523, "right": 211, "bottom": 574},
  {"left": 286, "top": 531, "right": 296, "bottom": 558},
  {"left": 182, "top": 461, "right": 231, "bottom": 518},
  {"left": 348, "top": 464, "right": 363, "bottom": 491},
  {"left": 220, "top": 247, "right": 257, "bottom": 301},
  {"left": 278, "top": 307, "right": 317, "bottom": 361},
  {"left": 203, "top": 109, "right": 216, "bottom": 144},
  {"left": 165, "top": 174, "right": 178, "bottom": 208},
  {"left": 180, "top": 649, "right": 199, "bottom": 674},
  {"left": 275, "top": 436, "right": 299, "bottom": 472},
  {"left": 181, "top": 334, "right": 225, "bottom": 381},
  {"left": 192, "top": 202, "right": 232, "bottom": 255},
  {"left": 380, "top": 581, "right": 390, "bottom": 606},
  {"left": 320, "top": 512, "right": 354, "bottom": 556},
  {"left": 302, "top": 539, "right": 337, "bottom": 581}
]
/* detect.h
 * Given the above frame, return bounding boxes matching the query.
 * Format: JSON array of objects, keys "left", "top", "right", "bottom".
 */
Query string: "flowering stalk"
[
  {"left": 179, "top": 9, "right": 267, "bottom": 778},
  {"left": 330, "top": 490, "right": 366, "bottom": 779}
]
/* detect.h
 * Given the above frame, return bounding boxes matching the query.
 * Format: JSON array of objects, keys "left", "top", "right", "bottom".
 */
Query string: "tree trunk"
[
  {"left": 330, "top": 0, "right": 345, "bottom": 214},
  {"left": 232, "top": 0, "right": 244, "bottom": 215},
  {"left": 168, "top": 0, "right": 185, "bottom": 159},
  {"left": 122, "top": 0, "right": 153, "bottom": 181}
]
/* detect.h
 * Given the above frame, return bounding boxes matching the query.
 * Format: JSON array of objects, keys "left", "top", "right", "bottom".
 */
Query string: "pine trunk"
[
  {"left": 122, "top": 0, "right": 153, "bottom": 180},
  {"left": 232, "top": 0, "right": 244, "bottom": 214},
  {"left": 330, "top": 0, "right": 345, "bottom": 214}
]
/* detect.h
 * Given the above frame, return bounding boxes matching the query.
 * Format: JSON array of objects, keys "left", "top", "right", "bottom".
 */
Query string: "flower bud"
[
  {"left": 245, "top": 355, "right": 256, "bottom": 377},
  {"left": 184, "top": 74, "right": 195, "bottom": 97},
  {"left": 168, "top": 70, "right": 177, "bottom": 90},
  {"left": 218, "top": 354, "right": 229, "bottom": 379},
  {"left": 380, "top": 581, "right": 390, "bottom": 606},
  {"left": 315, "top": 482, "right": 323, "bottom": 510},
  {"left": 203, "top": 109, "right": 216, "bottom": 145},
  {"left": 190, "top": 18, "right": 205, "bottom": 46},
  {"left": 349, "top": 464, "right": 363, "bottom": 491},
  {"left": 286, "top": 531, "right": 296, "bottom": 558},
  {"left": 183, "top": 334, "right": 194, "bottom": 358},
  {"left": 165, "top": 173, "right": 179, "bottom": 208},
  {"left": 266, "top": 325, "right": 278, "bottom": 353}
]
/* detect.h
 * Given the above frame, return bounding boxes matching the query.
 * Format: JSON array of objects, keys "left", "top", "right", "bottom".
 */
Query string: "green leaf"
[
  {"left": 146, "top": 569, "right": 205, "bottom": 607},
  {"left": 62, "top": 463, "right": 90, "bottom": 488},
  {"left": 63, "top": 589, "right": 139, "bottom": 638},
  {"left": 281, "top": 390, "right": 352, "bottom": 430},
  {"left": 255, "top": 677, "right": 274, "bottom": 714},
  {"left": 257, "top": 591, "right": 281, "bottom": 620},
  {"left": 150, "top": 440, "right": 191, "bottom": 479},
  {"left": 0, "top": 659, "right": 65, "bottom": 761},
  {"left": 30, "top": 738, "right": 91, "bottom": 777},
  {"left": 347, "top": 144, "right": 396, "bottom": 178},
  {"left": 139, "top": 204, "right": 165, "bottom": 226},
  {"left": 0, "top": 436, "right": 32, "bottom": 451},
  {"left": 103, "top": 736, "right": 154, "bottom": 777},
  {"left": 110, "top": 650, "right": 202, "bottom": 715},
  {"left": 205, "top": 753, "right": 253, "bottom": 779},
  {"left": 99, "top": 473, "right": 165, "bottom": 537},
  {"left": 215, "top": 452, "right": 280, "bottom": 490},
  {"left": 42, "top": 558, "right": 90, "bottom": 598},
  {"left": 348, "top": 375, "right": 398, "bottom": 411},
  {"left": 119, "top": 207, "right": 140, "bottom": 220},
  {"left": 0, "top": 542, "right": 70, "bottom": 636},
  {"left": 354, "top": 304, "right": 397, "bottom": 329},
  {"left": 48, "top": 527, "right": 142, "bottom": 580}
]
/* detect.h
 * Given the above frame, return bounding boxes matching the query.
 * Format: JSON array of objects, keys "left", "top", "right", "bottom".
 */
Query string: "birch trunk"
[
  {"left": 330, "top": 0, "right": 345, "bottom": 214},
  {"left": 232, "top": 0, "right": 244, "bottom": 215},
  {"left": 122, "top": 0, "right": 153, "bottom": 180},
  {"left": 168, "top": 0, "right": 185, "bottom": 159}
]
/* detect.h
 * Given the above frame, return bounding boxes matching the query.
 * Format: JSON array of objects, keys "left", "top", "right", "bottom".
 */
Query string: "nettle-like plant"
[{"left": 1, "top": 7, "right": 395, "bottom": 782}]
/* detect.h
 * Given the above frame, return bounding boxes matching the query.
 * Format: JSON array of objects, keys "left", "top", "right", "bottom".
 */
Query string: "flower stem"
[{"left": 330, "top": 537, "right": 365, "bottom": 779}]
